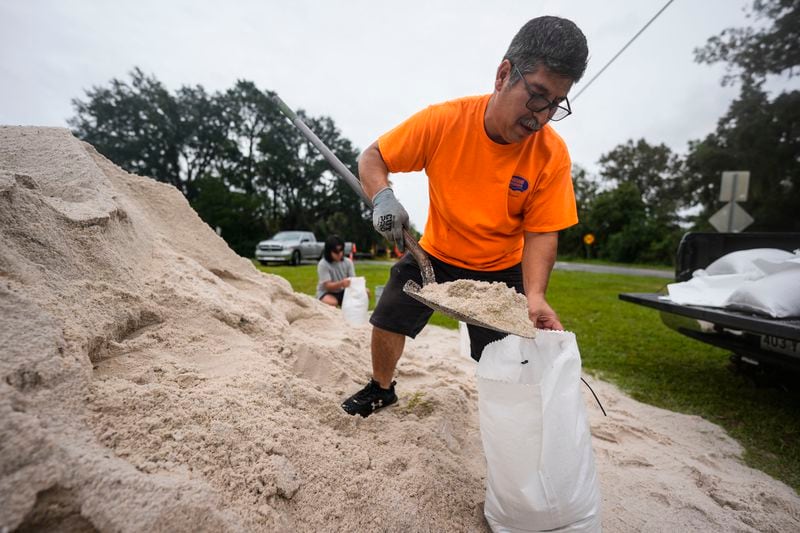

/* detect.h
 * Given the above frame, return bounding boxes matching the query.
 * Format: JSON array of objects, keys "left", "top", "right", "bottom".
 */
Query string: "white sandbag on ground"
[{"left": 477, "top": 332, "right": 601, "bottom": 532}]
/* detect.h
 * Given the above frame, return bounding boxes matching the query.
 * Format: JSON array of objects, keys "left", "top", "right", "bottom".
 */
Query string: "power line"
[{"left": 572, "top": 0, "right": 677, "bottom": 102}]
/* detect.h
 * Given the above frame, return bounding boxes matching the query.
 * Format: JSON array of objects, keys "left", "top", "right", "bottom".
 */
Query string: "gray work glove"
[{"left": 372, "top": 187, "right": 409, "bottom": 252}]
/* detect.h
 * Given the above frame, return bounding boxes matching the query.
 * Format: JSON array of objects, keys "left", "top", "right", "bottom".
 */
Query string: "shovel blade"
[{"left": 402, "top": 280, "right": 536, "bottom": 339}]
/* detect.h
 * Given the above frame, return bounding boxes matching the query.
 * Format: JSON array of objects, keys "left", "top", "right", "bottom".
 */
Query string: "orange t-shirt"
[{"left": 378, "top": 94, "right": 578, "bottom": 271}]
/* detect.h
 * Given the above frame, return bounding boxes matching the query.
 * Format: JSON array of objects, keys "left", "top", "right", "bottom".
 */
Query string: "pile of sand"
[{"left": 1, "top": 127, "right": 798, "bottom": 531}]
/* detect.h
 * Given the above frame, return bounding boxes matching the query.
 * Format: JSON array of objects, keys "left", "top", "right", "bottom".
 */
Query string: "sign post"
[
  {"left": 709, "top": 171, "right": 753, "bottom": 233},
  {"left": 583, "top": 233, "right": 595, "bottom": 259}
]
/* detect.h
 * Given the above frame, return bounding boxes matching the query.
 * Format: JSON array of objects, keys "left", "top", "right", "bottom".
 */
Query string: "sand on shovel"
[{"left": 417, "top": 279, "right": 537, "bottom": 338}]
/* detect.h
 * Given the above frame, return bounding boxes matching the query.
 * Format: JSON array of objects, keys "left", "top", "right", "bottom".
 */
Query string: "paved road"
[
  {"left": 554, "top": 261, "right": 673, "bottom": 279},
  {"left": 357, "top": 259, "right": 673, "bottom": 279}
]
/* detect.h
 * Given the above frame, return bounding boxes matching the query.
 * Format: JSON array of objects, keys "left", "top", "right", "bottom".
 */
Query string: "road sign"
[
  {"left": 583, "top": 233, "right": 595, "bottom": 245},
  {"left": 720, "top": 171, "right": 750, "bottom": 202},
  {"left": 709, "top": 202, "right": 754, "bottom": 233}
]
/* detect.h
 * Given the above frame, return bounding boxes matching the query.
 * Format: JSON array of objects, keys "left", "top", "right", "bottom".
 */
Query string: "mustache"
[{"left": 521, "top": 116, "right": 542, "bottom": 131}]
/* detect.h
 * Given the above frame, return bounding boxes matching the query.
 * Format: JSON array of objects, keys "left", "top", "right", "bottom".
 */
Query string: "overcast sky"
[{"left": 1, "top": 0, "right": 795, "bottom": 230}]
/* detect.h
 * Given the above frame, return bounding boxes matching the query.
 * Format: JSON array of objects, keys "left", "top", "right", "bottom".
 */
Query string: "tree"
[
  {"left": 567, "top": 140, "right": 685, "bottom": 264},
  {"left": 558, "top": 164, "right": 599, "bottom": 258},
  {"left": 597, "top": 139, "right": 684, "bottom": 226},
  {"left": 190, "top": 175, "right": 266, "bottom": 256},
  {"left": 687, "top": 0, "right": 799, "bottom": 231},
  {"left": 694, "top": 0, "right": 800, "bottom": 85},
  {"left": 562, "top": 0, "right": 799, "bottom": 261},
  {"left": 69, "top": 70, "right": 379, "bottom": 257},
  {"left": 69, "top": 68, "right": 188, "bottom": 195},
  {"left": 683, "top": 85, "right": 800, "bottom": 231}
]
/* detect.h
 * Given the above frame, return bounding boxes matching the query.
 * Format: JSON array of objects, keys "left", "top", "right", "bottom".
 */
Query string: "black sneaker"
[{"left": 341, "top": 379, "right": 398, "bottom": 417}]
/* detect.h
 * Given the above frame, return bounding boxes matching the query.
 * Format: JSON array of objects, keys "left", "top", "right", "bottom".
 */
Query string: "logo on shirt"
[{"left": 509, "top": 175, "right": 529, "bottom": 192}]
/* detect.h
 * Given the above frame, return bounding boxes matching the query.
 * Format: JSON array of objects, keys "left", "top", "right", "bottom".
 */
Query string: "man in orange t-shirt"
[{"left": 342, "top": 16, "right": 589, "bottom": 417}]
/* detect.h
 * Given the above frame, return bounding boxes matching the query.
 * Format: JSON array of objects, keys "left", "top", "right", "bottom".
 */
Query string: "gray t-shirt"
[{"left": 316, "top": 257, "right": 355, "bottom": 298}]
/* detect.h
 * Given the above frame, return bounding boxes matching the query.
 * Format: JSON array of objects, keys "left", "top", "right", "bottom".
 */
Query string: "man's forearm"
[
  {"left": 358, "top": 141, "right": 391, "bottom": 200},
  {"left": 522, "top": 231, "right": 558, "bottom": 297},
  {"left": 521, "top": 231, "right": 564, "bottom": 330}
]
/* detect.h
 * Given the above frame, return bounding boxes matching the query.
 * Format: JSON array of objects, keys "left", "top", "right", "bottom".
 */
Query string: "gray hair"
[{"left": 504, "top": 16, "right": 589, "bottom": 83}]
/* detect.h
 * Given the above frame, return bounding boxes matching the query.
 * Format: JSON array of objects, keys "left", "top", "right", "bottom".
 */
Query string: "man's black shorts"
[{"left": 369, "top": 252, "right": 524, "bottom": 362}]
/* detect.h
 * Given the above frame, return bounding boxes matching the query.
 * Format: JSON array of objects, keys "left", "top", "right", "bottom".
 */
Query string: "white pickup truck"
[
  {"left": 255, "top": 231, "right": 354, "bottom": 266},
  {"left": 255, "top": 231, "right": 324, "bottom": 266}
]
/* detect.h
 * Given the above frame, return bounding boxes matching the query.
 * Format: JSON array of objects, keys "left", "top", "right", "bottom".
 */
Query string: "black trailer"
[{"left": 619, "top": 232, "right": 800, "bottom": 371}]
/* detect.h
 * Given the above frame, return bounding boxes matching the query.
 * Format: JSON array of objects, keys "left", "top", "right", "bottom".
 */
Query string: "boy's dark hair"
[
  {"left": 323, "top": 234, "right": 345, "bottom": 262},
  {"left": 504, "top": 16, "right": 589, "bottom": 83}
]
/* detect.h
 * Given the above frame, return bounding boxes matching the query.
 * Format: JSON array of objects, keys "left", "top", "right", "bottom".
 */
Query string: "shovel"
[{"left": 271, "top": 94, "right": 535, "bottom": 339}]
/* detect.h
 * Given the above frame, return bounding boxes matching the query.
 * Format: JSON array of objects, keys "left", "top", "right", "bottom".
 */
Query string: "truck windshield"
[{"left": 272, "top": 232, "right": 305, "bottom": 241}]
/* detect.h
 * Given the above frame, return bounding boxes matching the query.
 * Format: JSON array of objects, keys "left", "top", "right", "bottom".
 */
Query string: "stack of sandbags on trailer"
[{"left": 666, "top": 248, "right": 800, "bottom": 318}]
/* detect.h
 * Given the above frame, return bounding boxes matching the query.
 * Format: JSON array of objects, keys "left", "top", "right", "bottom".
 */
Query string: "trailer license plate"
[{"left": 760, "top": 335, "right": 800, "bottom": 357}]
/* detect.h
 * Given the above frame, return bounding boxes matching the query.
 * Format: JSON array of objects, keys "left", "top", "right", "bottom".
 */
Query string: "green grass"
[
  {"left": 550, "top": 271, "right": 800, "bottom": 492},
  {"left": 255, "top": 259, "right": 800, "bottom": 493},
  {"left": 255, "top": 260, "right": 458, "bottom": 328}
]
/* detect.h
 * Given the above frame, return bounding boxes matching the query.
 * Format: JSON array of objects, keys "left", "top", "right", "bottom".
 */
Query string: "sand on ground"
[{"left": 1, "top": 127, "right": 798, "bottom": 532}]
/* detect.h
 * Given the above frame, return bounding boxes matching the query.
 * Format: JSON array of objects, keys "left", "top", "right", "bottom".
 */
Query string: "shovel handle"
[
  {"left": 271, "top": 93, "right": 435, "bottom": 285},
  {"left": 271, "top": 94, "right": 371, "bottom": 205}
]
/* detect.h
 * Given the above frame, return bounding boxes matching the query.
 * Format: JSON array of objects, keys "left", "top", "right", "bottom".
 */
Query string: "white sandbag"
[
  {"left": 703, "top": 248, "right": 794, "bottom": 276},
  {"left": 752, "top": 256, "right": 800, "bottom": 276},
  {"left": 341, "top": 276, "right": 368, "bottom": 325},
  {"left": 725, "top": 269, "right": 800, "bottom": 318},
  {"left": 477, "top": 332, "right": 601, "bottom": 532},
  {"left": 667, "top": 273, "right": 750, "bottom": 307}
]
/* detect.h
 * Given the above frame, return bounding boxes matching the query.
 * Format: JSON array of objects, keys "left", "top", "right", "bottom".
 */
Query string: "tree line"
[
  {"left": 560, "top": 0, "right": 798, "bottom": 263},
  {"left": 70, "top": 74, "right": 376, "bottom": 257},
  {"left": 69, "top": 0, "right": 797, "bottom": 264}
]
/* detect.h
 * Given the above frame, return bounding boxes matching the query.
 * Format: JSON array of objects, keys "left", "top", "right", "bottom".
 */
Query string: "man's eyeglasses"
[{"left": 513, "top": 65, "right": 572, "bottom": 122}]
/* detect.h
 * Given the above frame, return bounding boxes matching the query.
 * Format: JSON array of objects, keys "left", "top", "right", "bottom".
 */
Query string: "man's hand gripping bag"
[{"left": 477, "top": 331, "right": 601, "bottom": 532}]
